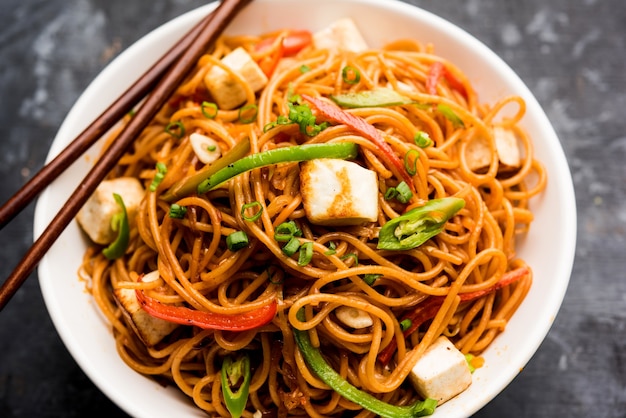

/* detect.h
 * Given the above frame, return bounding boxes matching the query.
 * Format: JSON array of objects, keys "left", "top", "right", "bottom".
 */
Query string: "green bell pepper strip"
[
  {"left": 293, "top": 309, "right": 437, "bottom": 418},
  {"left": 161, "top": 137, "right": 251, "bottom": 202},
  {"left": 377, "top": 197, "right": 465, "bottom": 250},
  {"left": 102, "top": 193, "right": 130, "bottom": 260},
  {"left": 197, "top": 142, "right": 359, "bottom": 194},
  {"left": 331, "top": 88, "right": 413, "bottom": 109},
  {"left": 221, "top": 354, "right": 251, "bottom": 418}
]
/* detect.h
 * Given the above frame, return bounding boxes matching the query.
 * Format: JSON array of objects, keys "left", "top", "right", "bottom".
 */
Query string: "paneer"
[
  {"left": 312, "top": 18, "right": 369, "bottom": 53},
  {"left": 409, "top": 336, "right": 472, "bottom": 405},
  {"left": 113, "top": 271, "right": 179, "bottom": 347},
  {"left": 300, "top": 158, "right": 378, "bottom": 226},
  {"left": 465, "top": 127, "right": 521, "bottom": 172},
  {"left": 203, "top": 47, "right": 268, "bottom": 110},
  {"left": 76, "top": 177, "right": 144, "bottom": 245}
]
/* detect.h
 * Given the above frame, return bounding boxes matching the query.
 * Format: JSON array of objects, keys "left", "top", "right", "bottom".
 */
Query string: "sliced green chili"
[
  {"left": 197, "top": 142, "right": 359, "bottom": 194},
  {"left": 165, "top": 121, "right": 185, "bottom": 139},
  {"left": 377, "top": 197, "right": 465, "bottom": 250},
  {"left": 227, "top": 231, "right": 249, "bottom": 252},
  {"left": 342, "top": 65, "right": 361, "bottom": 85},
  {"left": 297, "top": 242, "right": 314, "bottom": 266},
  {"left": 437, "top": 104, "right": 465, "bottom": 128},
  {"left": 293, "top": 309, "right": 437, "bottom": 418},
  {"left": 161, "top": 137, "right": 251, "bottom": 202},
  {"left": 331, "top": 88, "right": 413, "bottom": 109},
  {"left": 238, "top": 104, "right": 258, "bottom": 124},
  {"left": 221, "top": 354, "right": 251, "bottom": 418},
  {"left": 102, "top": 193, "right": 130, "bottom": 260},
  {"left": 241, "top": 201, "right": 263, "bottom": 222},
  {"left": 201, "top": 101, "right": 218, "bottom": 119},
  {"left": 169, "top": 203, "right": 187, "bottom": 219}
]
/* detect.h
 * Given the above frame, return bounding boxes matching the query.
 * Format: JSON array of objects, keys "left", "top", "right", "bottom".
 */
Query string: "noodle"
[{"left": 79, "top": 26, "right": 546, "bottom": 417}]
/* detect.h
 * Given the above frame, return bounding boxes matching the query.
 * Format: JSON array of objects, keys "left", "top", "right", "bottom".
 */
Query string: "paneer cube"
[
  {"left": 76, "top": 177, "right": 144, "bottom": 245},
  {"left": 113, "top": 271, "right": 179, "bottom": 347},
  {"left": 465, "top": 127, "right": 521, "bottom": 172},
  {"left": 203, "top": 47, "right": 268, "bottom": 110},
  {"left": 300, "top": 158, "right": 378, "bottom": 226},
  {"left": 409, "top": 336, "right": 472, "bottom": 405},
  {"left": 313, "top": 18, "right": 369, "bottom": 53}
]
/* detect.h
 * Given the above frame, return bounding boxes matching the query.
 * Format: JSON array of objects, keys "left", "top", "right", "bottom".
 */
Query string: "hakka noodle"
[{"left": 77, "top": 21, "right": 546, "bottom": 417}]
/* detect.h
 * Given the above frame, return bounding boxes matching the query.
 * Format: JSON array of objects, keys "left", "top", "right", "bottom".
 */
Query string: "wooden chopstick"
[
  {"left": 0, "top": 7, "right": 214, "bottom": 230},
  {"left": 0, "top": 0, "right": 253, "bottom": 311}
]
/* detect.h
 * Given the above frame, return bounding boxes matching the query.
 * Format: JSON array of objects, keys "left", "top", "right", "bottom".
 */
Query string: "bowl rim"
[{"left": 35, "top": 1, "right": 577, "bottom": 417}]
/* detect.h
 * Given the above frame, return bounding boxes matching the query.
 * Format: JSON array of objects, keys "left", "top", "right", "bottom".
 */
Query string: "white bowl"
[{"left": 35, "top": 0, "right": 577, "bottom": 416}]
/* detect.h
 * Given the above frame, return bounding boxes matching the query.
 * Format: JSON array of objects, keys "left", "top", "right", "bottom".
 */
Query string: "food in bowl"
[
  {"left": 74, "top": 11, "right": 546, "bottom": 418},
  {"left": 36, "top": 1, "right": 576, "bottom": 417}
]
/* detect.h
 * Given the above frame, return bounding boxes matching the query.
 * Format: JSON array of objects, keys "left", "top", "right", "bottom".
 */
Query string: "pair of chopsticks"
[{"left": 0, "top": 0, "right": 253, "bottom": 311}]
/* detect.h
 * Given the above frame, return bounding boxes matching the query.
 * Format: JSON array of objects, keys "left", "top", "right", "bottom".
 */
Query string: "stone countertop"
[{"left": 0, "top": 0, "right": 624, "bottom": 416}]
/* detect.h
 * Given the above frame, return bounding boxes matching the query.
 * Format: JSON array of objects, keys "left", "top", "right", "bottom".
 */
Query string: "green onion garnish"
[
  {"left": 149, "top": 162, "right": 168, "bottom": 192},
  {"left": 385, "top": 181, "right": 413, "bottom": 203},
  {"left": 404, "top": 149, "right": 419, "bottom": 176},
  {"left": 299, "top": 64, "right": 311, "bottom": 73},
  {"left": 340, "top": 253, "right": 359, "bottom": 266},
  {"left": 201, "top": 101, "right": 218, "bottom": 119},
  {"left": 414, "top": 131, "right": 433, "bottom": 148},
  {"left": 274, "top": 220, "right": 302, "bottom": 242},
  {"left": 363, "top": 274, "right": 381, "bottom": 286},
  {"left": 238, "top": 104, "right": 258, "bottom": 124},
  {"left": 324, "top": 241, "right": 337, "bottom": 255},
  {"left": 297, "top": 242, "right": 313, "bottom": 266},
  {"left": 400, "top": 318, "right": 412, "bottom": 331},
  {"left": 437, "top": 104, "right": 465, "bottom": 128},
  {"left": 165, "top": 121, "right": 185, "bottom": 139},
  {"left": 241, "top": 201, "right": 263, "bottom": 222},
  {"left": 169, "top": 204, "right": 187, "bottom": 219},
  {"left": 282, "top": 236, "right": 301, "bottom": 256},
  {"left": 226, "top": 231, "right": 249, "bottom": 252}
]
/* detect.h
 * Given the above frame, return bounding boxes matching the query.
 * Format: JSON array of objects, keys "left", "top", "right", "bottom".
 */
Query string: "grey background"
[{"left": 1, "top": 0, "right": 624, "bottom": 416}]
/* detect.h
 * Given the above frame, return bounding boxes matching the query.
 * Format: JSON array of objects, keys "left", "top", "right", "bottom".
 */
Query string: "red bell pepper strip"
[
  {"left": 425, "top": 62, "right": 468, "bottom": 100},
  {"left": 255, "top": 30, "right": 313, "bottom": 56},
  {"left": 378, "top": 266, "right": 529, "bottom": 365},
  {"left": 135, "top": 286, "right": 277, "bottom": 331},
  {"left": 301, "top": 94, "right": 415, "bottom": 190}
]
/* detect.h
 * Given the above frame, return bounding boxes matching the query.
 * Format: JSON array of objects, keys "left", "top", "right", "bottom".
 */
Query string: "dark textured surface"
[{"left": 0, "top": 0, "right": 624, "bottom": 417}]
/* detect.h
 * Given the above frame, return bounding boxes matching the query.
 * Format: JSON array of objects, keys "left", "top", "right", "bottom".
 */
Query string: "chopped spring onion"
[
  {"left": 149, "top": 162, "right": 168, "bottom": 192},
  {"left": 362, "top": 274, "right": 381, "bottom": 286},
  {"left": 274, "top": 220, "right": 302, "bottom": 242},
  {"left": 385, "top": 181, "right": 413, "bottom": 204},
  {"left": 282, "top": 236, "right": 301, "bottom": 256},
  {"left": 227, "top": 231, "right": 249, "bottom": 252},
  {"left": 299, "top": 64, "right": 311, "bottom": 73},
  {"left": 323, "top": 241, "right": 337, "bottom": 255},
  {"left": 404, "top": 149, "right": 420, "bottom": 176},
  {"left": 400, "top": 318, "right": 413, "bottom": 331},
  {"left": 241, "top": 201, "right": 263, "bottom": 222},
  {"left": 297, "top": 242, "right": 314, "bottom": 266},
  {"left": 340, "top": 253, "right": 359, "bottom": 266},
  {"left": 165, "top": 121, "right": 185, "bottom": 139},
  {"left": 413, "top": 131, "right": 433, "bottom": 148},
  {"left": 169, "top": 204, "right": 187, "bottom": 219},
  {"left": 201, "top": 101, "right": 218, "bottom": 119},
  {"left": 238, "top": 104, "right": 258, "bottom": 124}
]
